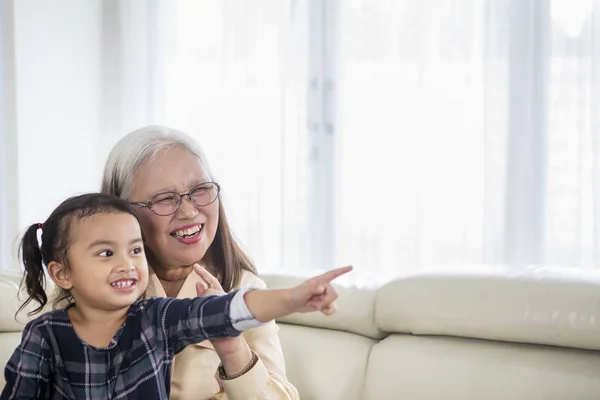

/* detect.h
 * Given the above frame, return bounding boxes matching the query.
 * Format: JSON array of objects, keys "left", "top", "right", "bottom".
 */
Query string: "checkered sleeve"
[
  {"left": 1, "top": 320, "right": 52, "bottom": 400},
  {"left": 151, "top": 290, "right": 249, "bottom": 355}
]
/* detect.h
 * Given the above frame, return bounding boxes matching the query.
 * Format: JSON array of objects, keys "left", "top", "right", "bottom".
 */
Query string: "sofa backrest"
[
  {"left": 263, "top": 265, "right": 600, "bottom": 399},
  {"left": 1, "top": 266, "right": 600, "bottom": 399}
]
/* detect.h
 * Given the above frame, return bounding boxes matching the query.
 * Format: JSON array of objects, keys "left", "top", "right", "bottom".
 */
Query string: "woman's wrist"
[
  {"left": 218, "top": 350, "right": 259, "bottom": 380},
  {"left": 215, "top": 338, "right": 254, "bottom": 377}
]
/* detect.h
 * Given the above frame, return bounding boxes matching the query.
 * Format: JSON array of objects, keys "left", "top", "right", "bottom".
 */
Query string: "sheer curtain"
[
  {"left": 336, "top": 0, "right": 509, "bottom": 274},
  {"left": 0, "top": 0, "right": 169, "bottom": 271},
  {"left": 157, "top": 0, "right": 600, "bottom": 274},
  {"left": 3, "top": 0, "right": 600, "bottom": 275},
  {"left": 546, "top": 0, "right": 600, "bottom": 268},
  {"left": 162, "top": 0, "right": 311, "bottom": 272},
  {"left": 338, "top": 0, "right": 600, "bottom": 273}
]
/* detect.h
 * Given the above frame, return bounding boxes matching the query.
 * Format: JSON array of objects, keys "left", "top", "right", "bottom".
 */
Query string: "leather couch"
[{"left": 1, "top": 266, "right": 600, "bottom": 399}]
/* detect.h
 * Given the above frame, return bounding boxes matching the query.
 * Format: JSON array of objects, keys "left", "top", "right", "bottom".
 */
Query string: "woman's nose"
[{"left": 176, "top": 196, "right": 199, "bottom": 219}]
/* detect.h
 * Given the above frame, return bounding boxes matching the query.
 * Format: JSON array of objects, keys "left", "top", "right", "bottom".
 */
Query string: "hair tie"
[{"left": 37, "top": 223, "right": 43, "bottom": 230}]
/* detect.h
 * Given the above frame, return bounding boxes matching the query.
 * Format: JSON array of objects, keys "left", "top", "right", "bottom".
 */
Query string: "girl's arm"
[
  {"left": 241, "top": 266, "right": 352, "bottom": 322},
  {"left": 1, "top": 321, "right": 52, "bottom": 400},
  {"left": 153, "top": 266, "right": 352, "bottom": 355},
  {"left": 193, "top": 265, "right": 352, "bottom": 323},
  {"left": 151, "top": 288, "right": 258, "bottom": 356}
]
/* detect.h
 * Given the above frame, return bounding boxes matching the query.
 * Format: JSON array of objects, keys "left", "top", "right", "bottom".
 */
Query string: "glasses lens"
[
  {"left": 150, "top": 192, "right": 181, "bottom": 216},
  {"left": 190, "top": 183, "right": 219, "bottom": 206}
]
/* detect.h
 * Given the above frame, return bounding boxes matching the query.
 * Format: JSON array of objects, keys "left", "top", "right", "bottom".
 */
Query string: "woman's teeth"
[
  {"left": 111, "top": 279, "right": 135, "bottom": 288},
  {"left": 172, "top": 224, "right": 202, "bottom": 238}
]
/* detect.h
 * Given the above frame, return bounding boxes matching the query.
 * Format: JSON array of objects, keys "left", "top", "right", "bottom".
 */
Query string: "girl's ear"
[{"left": 47, "top": 261, "right": 73, "bottom": 290}]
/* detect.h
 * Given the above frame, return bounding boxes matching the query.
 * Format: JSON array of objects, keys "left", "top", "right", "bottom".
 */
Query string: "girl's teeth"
[{"left": 112, "top": 280, "right": 134, "bottom": 288}]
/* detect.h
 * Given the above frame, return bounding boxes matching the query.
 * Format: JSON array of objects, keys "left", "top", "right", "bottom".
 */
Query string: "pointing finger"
[{"left": 315, "top": 266, "right": 353, "bottom": 284}]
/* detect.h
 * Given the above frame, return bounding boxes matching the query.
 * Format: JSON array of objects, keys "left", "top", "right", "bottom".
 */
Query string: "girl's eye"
[
  {"left": 131, "top": 247, "right": 143, "bottom": 255},
  {"left": 98, "top": 250, "right": 114, "bottom": 257}
]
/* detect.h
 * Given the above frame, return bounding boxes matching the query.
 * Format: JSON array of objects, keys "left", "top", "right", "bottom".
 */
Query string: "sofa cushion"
[
  {"left": 278, "top": 323, "right": 375, "bottom": 400},
  {"left": 363, "top": 334, "right": 600, "bottom": 399},
  {"left": 0, "top": 273, "right": 35, "bottom": 332},
  {"left": 375, "top": 265, "right": 600, "bottom": 350},
  {"left": 262, "top": 273, "right": 385, "bottom": 339}
]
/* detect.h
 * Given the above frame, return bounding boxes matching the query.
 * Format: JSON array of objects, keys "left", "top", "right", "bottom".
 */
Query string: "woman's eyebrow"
[
  {"left": 189, "top": 179, "right": 212, "bottom": 187},
  {"left": 149, "top": 179, "right": 211, "bottom": 195}
]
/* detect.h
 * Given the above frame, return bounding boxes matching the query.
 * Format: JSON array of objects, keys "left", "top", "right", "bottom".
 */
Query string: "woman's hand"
[
  {"left": 193, "top": 263, "right": 226, "bottom": 298},
  {"left": 193, "top": 264, "right": 254, "bottom": 376}
]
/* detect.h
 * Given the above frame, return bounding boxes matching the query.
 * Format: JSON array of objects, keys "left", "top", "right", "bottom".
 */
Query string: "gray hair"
[{"left": 101, "top": 125, "right": 213, "bottom": 199}]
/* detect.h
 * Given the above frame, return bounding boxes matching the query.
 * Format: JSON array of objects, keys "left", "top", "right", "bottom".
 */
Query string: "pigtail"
[{"left": 17, "top": 223, "right": 48, "bottom": 316}]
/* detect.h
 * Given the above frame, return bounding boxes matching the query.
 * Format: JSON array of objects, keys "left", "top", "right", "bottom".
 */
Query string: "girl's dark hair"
[{"left": 18, "top": 193, "right": 139, "bottom": 316}]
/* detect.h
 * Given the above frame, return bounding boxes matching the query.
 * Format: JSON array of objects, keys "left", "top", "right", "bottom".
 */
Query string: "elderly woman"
[{"left": 100, "top": 125, "right": 299, "bottom": 400}]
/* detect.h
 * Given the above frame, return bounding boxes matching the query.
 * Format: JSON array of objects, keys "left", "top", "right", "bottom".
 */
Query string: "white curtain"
[
  {"left": 3, "top": 0, "right": 600, "bottom": 275},
  {"left": 341, "top": 0, "right": 600, "bottom": 273},
  {"left": 0, "top": 0, "right": 168, "bottom": 270},
  {"left": 546, "top": 0, "right": 600, "bottom": 268},
  {"left": 337, "top": 0, "right": 507, "bottom": 274},
  {"left": 162, "top": 0, "right": 311, "bottom": 273},
  {"left": 158, "top": 0, "right": 600, "bottom": 275}
]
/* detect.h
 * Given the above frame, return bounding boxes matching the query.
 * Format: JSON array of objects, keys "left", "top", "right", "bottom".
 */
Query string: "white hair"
[{"left": 101, "top": 125, "right": 213, "bottom": 199}]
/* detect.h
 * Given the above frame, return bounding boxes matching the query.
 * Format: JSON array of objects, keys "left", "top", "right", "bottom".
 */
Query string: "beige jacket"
[{"left": 146, "top": 268, "right": 300, "bottom": 400}]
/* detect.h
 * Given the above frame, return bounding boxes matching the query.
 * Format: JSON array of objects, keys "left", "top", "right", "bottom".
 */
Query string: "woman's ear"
[{"left": 47, "top": 261, "right": 73, "bottom": 290}]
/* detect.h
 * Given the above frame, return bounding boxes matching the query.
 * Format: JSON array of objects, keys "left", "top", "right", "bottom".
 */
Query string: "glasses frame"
[{"left": 131, "top": 182, "right": 221, "bottom": 216}]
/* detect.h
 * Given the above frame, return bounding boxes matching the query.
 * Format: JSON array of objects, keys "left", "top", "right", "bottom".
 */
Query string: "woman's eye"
[
  {"left": 98, "top": 250, "right": 114, "bottom": 257},
  {"left": 131, "top": 247, "right": 143, "bottom": 255},
  {"left": 154, "top": 195, "right": 178, "bottom": 206}
]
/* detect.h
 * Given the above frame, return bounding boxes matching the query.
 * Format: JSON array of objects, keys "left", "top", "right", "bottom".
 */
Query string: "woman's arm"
[
  {"left": 191, "top": 266, "right": 297, "bottom": 399},
  {"left": 216, "top": 321, "right": 300, "bottom": 400},
  {"left": 212, "top": 336, "right": 254, "bottom": 378}
]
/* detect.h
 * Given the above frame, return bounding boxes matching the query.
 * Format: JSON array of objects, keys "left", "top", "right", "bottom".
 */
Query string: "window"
[
  {"left": 158, "top": 0, "right": 600, "bottom": 273},
  {"left": 164, "top": 1, "right": 312, "bottom": 271}
]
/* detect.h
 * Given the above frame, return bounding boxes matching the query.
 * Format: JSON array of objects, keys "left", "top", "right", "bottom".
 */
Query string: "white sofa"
[{"left": 1, "top": 266, "right": 600, "bottom": 399}]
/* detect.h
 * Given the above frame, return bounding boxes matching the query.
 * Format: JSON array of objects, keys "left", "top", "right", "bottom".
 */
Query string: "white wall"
[
  {"left": 2, "top": 1, "right": 166, "bottom": 269},
  {"left": 1, "top": 0, "right": 19, "bottom": 270},
  {"left": 13, "top": 0, "right": 103, "bottom": 234}
]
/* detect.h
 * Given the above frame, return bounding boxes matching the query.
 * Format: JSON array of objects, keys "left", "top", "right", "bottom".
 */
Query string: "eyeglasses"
[{"left": 131, "top": 182, "right": 221, "bottom": 216}]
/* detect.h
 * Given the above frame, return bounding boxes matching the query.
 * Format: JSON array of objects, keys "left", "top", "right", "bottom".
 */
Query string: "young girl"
[{"left": 1, "top": 193, "right": 351, "bottom": 400}]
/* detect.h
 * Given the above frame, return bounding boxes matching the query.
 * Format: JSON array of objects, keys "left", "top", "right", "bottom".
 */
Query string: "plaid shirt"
[{"left": 1, "top": 288, "right": 259, "bottom": 400}]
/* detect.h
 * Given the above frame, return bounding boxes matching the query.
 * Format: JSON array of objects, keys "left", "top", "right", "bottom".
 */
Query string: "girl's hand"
[
  {"left": 243, "top": 266, "right": 353, "bottom": 323},
  {"left": 288, "top": 266, "right": 353, "bottom": 315}
]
